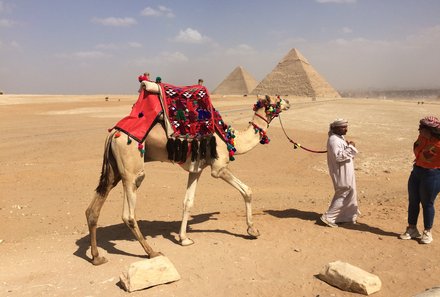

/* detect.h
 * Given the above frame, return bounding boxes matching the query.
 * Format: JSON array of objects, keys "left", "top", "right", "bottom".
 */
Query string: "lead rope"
[{"left": 278, "top": 115, "right": 327, "bottom": 154}]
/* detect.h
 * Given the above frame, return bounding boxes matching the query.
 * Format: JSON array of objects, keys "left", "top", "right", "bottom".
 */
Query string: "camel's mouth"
[{"left": 282, "top": 99, "right": 291, "bottom": 110}]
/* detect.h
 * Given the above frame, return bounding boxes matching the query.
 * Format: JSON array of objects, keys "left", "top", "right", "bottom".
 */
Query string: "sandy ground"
[{"left": 1, "top": 93, "right": 440, "bottom": 297}]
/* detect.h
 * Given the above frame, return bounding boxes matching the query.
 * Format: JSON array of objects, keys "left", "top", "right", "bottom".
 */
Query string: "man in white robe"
[{"left": 320, "top": 119, "right": 359, "bottom": 227}]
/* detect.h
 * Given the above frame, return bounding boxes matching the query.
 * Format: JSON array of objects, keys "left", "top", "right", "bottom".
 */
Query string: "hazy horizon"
[{"left": 1, "top": 0, "right": 440, "bottom": 95}]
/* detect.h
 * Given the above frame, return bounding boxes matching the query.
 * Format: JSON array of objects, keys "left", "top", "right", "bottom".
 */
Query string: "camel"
[{"left": 85, "top": 93, "right": 290, "bottom": 265}]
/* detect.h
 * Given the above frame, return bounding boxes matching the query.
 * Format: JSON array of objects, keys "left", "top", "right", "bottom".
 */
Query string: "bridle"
[{"left": 250, "top": 97, "right": 283, "bottom": 144}]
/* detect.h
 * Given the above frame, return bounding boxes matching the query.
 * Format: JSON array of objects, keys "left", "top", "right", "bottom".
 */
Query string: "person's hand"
[{"left": 347, "top": 140, "right": 355, "bottom": 147}]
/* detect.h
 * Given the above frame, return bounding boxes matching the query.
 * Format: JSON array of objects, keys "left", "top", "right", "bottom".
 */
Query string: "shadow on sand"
[
  {"left": 74, "top": 211, "right": 254, "bottom": 263},
  {"left": 264, "top": 208, "right": 399, "bottom": 238}
]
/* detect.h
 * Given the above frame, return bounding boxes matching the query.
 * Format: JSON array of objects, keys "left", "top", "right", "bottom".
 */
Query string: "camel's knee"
[
  {"left": 135, "top": 170, "right": 145, "bottom": 188},
  {"left": 243, "top": 187, "right": 253, "bottom": 202},
  {"left": 212, "top": 166, "right": 228, "bottom": 179},
  {"left": 85, "top": 209, "right": 98, "bottom": 226},
  {"left": 122, "top": 216, "right": 136, "bottom": 228}
]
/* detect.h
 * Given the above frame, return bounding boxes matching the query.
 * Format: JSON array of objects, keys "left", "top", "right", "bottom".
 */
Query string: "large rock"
[
  {"left": 318, "top": 260, "right": 381, "bottom": 295},
  {"left": 119, "top": 256, "right": 180, "bottom": 292},
  {"left": 413, "top": 286, "right": 440, "bottom": 297}
]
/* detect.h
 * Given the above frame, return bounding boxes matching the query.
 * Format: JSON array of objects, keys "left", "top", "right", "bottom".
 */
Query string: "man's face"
[{"left": 333, "top": 125, "right": 348, "bottom": 136}]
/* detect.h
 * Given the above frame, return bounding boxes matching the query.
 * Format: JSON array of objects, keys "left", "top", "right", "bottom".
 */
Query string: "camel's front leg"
[
  {"left": 216, "top": 167, "right": 260, "bottom": 238},
  {"left": 179, "top": 171, "right": 202, "bottom": 246},
  {"left": 122, "top": 171, "right": 161, "bottom": 258}
]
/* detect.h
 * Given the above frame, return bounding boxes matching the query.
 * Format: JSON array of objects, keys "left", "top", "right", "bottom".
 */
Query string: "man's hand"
[{"left": 347, "top": 141, "right": 355, "bottom": 147}]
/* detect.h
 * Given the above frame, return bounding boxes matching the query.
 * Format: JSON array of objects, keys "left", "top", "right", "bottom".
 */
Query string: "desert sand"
[{"left": 1, "top": 94, "right": 440, "bottom": 297}]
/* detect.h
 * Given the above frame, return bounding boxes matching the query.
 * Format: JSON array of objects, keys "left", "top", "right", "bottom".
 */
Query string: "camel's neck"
[{"left": 232, "top": 109, "right": 270, "bottom": 154}]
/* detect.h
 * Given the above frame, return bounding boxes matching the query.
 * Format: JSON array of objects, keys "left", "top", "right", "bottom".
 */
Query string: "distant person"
[
  {"left": 138, "top": 72, "right": 150, "bottom": 83},
  {"left": 320, "top": 119, "right": 360, "bottom": 227},
  {"left": 155, "top": 76, "right": 162, "bottom": 83},
  {"left": 198, "top": 78, "right": 204, "bottom": 86},
  {"left": 399, "top": 116, "right": 440, "bottom": 244}
]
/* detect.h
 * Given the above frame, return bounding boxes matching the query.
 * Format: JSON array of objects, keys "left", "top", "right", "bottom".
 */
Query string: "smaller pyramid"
[
  {"left": 213, "top": 66, "right": 258, "bottom": 95},
  {"left": 251, "top": 48, "right": 341, "bottom": 98}
]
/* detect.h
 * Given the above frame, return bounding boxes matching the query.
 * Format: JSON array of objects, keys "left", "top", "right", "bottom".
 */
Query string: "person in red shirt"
[{"left": 400, "top": 116, "right": 440, "bottom": 244}]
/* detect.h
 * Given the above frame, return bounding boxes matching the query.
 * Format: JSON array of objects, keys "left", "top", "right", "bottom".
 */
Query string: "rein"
[{"left": 278, "top": 115, "right": 327, "bottom": 154}]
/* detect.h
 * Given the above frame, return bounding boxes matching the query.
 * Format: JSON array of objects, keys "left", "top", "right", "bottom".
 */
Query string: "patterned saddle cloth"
[
  {"left": 113, "top": 82, "right": 230, "bottom": 143},
  {"left": 161, "top": 83, "right": 217, "bottom": 138}
]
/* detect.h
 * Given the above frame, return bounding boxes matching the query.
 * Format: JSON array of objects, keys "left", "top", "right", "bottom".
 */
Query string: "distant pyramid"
[
  {"left": 251, "top": 48, "right": 341, "bottom": 98},
  {"left": 212, "top": 66, "right": 258, "bottom": 95}
]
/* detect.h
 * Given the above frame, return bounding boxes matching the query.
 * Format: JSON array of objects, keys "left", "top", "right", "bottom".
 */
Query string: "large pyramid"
[
  {"left": 251, "top": 48, "right": 341, "bottom": 98},
  {"left": 212, "top": 66, "right": 258, "bottom": 95}
]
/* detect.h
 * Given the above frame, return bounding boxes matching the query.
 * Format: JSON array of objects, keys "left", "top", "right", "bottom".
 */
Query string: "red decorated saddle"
[{"left": 112, "top": 82, "right": 236, "bottom": 162}]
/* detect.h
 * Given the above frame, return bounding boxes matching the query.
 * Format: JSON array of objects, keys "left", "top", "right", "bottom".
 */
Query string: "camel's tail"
[{"left": 95, "top": 131, "right": 120, "bottom": 196}]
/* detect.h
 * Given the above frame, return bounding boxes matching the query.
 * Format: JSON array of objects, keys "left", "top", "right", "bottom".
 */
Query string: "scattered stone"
[
  {"left": 413, "top": 286, "right": 440, "bottom": 297},
  {"left": 318, "top": 260, "right": 381, "bottom": 295},
  {"left": 119, "top": 256, "right": 180, "bottom": 292}
]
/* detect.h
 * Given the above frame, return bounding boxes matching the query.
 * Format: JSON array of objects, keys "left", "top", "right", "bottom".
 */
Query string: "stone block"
[
  {"left": 119, "top": 256, "right": 181, "bottom": 292},
  {"left": 318, "top": 260, "right": 381, "bottom": 295}
]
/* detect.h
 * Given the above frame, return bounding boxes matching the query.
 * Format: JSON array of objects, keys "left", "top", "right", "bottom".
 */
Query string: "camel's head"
[{"left": 253, "top": 95, "right": 290, "bottom": 122}]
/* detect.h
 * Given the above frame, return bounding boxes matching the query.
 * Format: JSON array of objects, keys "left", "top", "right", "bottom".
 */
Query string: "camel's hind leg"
[
  {"left": 121, "top": 170, "right": 161, "bottom": 258},
  {"left": 215, "top": 167, "right": 260, "bottom": 237},
  {"left": 179, "top": 171, "right": 202, "bottom": 246},
  {"left": 86, "top": 133, "right": 121, "bottom": 265},
  {"left": 86, "top": 190, "right": 114, "bottom": 265}
]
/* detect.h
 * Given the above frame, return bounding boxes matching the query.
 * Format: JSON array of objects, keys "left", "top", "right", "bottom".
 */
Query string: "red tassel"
[{"left": 115, "top": 132, "right": 121, "bottom": 138}]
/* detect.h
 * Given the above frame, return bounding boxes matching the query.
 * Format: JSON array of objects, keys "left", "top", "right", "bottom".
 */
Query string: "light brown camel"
[{"left": 85, "top": 95, "right": 290, "bottom": 265}]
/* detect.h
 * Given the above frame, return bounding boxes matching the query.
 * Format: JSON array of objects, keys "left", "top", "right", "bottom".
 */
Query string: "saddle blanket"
[{"left": 113, "top": 82, "right": 229, "bottom": 143}]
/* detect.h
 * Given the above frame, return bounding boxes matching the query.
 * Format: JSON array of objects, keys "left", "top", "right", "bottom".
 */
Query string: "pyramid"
[
  {"left": 212, "top": 66, "right": 258, "bottom": 95},
  {"left": 251, "top": 48, "right": 341, "bottom": 98}
]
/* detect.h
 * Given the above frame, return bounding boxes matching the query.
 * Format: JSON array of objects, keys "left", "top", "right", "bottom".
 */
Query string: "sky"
[{"left": 1, "top": 0, "right": 440, "bottom": 94}]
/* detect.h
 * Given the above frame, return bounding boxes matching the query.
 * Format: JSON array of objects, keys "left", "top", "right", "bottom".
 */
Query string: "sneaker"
[
  {"left": 399, "top": 227, "right": 422, "bottom": 240},
  {"left": 320, "top": 215, "right": 338, "bottom": 228},
  {"left": 420, "top": 230, "right": 433, "bottom": 244}
]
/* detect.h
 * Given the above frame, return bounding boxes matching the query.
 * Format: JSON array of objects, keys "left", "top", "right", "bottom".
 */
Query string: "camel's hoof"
[
  {"left": 180, "top": 238, "right": 194, "bottom": 246},
  {"left": 247, "top": 226, "right": 260, "bottom": 238},
  {"left": 92, "top": 256, "right": 108, "bottom": 266}
]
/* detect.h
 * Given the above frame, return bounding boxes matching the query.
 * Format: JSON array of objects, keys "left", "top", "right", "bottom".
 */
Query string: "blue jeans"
[{"left": 407, "top": 165, "right": 440, "bottom": 229}]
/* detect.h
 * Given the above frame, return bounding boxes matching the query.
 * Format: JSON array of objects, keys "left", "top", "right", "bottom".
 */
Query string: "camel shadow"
[
  {"left": 74, "top": 211, "right": 252, "bottom": 263},
  {"left": 264, "top": 208, "right": 399, "bottom": 237}
]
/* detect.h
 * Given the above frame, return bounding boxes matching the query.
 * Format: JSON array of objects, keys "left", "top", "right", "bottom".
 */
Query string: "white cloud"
[
  {"left": 134, "top": 51, "right": 188, "bottom": 66},
  {"left": 316, "top": 0, "right": 356, "bottom": 3},
  {"left": 91, "top": 17, "right": 137, "bottom": 27},
  {"left": 0, "top": 18, "right": 14, "bottom": 27},
  {"left": 95, "top": 42, "right": 142, "bottom": 50},
  {"left": 161, "top": 51, "right": 188, "bottom": 63},
  {"left": 225, "top": 44, "right": 256, "bottom": 55},
  {"left": 174, "top": 28, "right": 209, "bottom": 44},
  {"left": 141, "top": 5, "right": 174, "bottom": 18},
  {"left": 0, "top": 1, "right": 13, "bottom": 13},
  {"left": 341, "top": 27, "right": 353, "bottom": 34},
  {"left": 128, "top": 42, "right": 142, "bottom": 48},
  {"left": 10, "top": 40, "right": 21, "bottom": 50},
  {"left": 58, "top": 51, "right": 111, "bottom": 60},
  {"left": 0, "top": 39, "right": 21, "bottom": 51}
]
